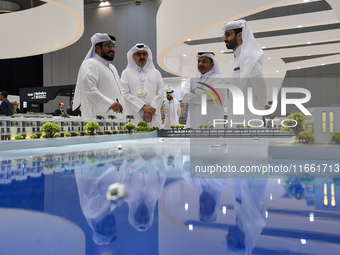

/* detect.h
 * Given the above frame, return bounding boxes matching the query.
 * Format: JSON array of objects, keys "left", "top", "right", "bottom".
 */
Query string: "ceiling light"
[
  {"left": 297, "top": 67, "right": 301, "bottom": 69},
  {"left": 303, "top": 0, "right": 310, "bottom": 2},
  {"left": 307, "top": 42, "right": 311, "bottom": 44},
  {"left": 307, "top": 54, "right": 311, "bottom": 56},
  {"left": 297, "top": 25, "right": 303, "bottom": 28},
  {"left": 183, "top": 54, "right": 187, "bottom": 57},
  {"left": 322, "top": 63, "right": 325, "bottom": 65},
  {"left": 187, "top": 39, "right": 192, "bottom": 41},
  {"left": 221, "top": 50, "right": 224, "bottom": 53},
  {"left": 262, "top": 46, "right": 266, "bottom": 49},
  {"left": 268, "top": 58, "right": 270, "bottom": 60},
  {"left": 301, "top": 239, "right": 307, "bottom": 245},
  {"left": 100, "top": 1, "right": 110, "bottom": 6},
  {"left": 276, "top": 70, "right": 279, "bottom": 73}
]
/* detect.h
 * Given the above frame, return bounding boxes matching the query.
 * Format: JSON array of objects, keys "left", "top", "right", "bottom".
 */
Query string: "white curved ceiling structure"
[
  {"left": 0, "top": 0, "right": 84, "bottom": 59},
  {"left": 157, "top": 0, "right": 340, "bottom": 79}
]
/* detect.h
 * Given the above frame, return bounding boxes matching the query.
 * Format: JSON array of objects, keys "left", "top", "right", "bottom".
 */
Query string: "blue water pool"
[{"left": 0, "top": 138, "right": 339, "bottom": 255}]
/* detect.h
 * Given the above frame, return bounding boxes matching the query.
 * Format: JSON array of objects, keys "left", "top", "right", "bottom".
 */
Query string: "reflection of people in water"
[
  {"left": 161, "top": 144, "right": 182, "bottom": 170},
  {"left": 75, "top": 151, "right": 123, "bottom": 245},
  {"left": 182, "top": 161, "right": 227, "bottom": 222},
  {"left": 120, "top": 146, "right": 166, "bottom": 231},
  {"left": 226, "top": 178, "right": 268, "bottom": 255}
]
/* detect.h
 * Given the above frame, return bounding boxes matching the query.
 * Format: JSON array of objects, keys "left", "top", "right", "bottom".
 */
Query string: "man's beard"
[
  {"left": 226, "top": 36, "right": 238, "bottom": 50},
  {"left": 102, "top": 50, "right": 115, "bottom": 61}
]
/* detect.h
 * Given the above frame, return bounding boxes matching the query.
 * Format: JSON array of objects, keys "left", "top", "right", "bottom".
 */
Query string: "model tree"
[
  {"left": 281, "top": 112, "right": 305, "bottom": 136},
  {"left": 124, "top": 122, "right": 136, "bottom": 134},
  {"left": 108, "top": 115, "right": 117, "bottom": 120},
  {"left": 126, "top": 115, "right": 134, "bottom": 122},
  {"left": 85, "top": 121, "right": 100, "bottom": 136},
  {"left": 42, "top": 122, "right": 61, "bottom": 138},
  {"left": 331, "top": 132, "right": 340, "bottom": 144},
  {"left": 138, "top": 121, "right": 148, "bottom": 127}
]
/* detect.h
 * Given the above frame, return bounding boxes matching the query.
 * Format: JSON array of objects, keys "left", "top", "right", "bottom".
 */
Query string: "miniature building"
[
  {"left": 0, "top": 116, "right": 128, "bottom": 140},
  {"left": 305, "top": 106, "right": 340, "bottom": 143},
  {"left": 0, "top": 117, "right": 11, "bottom": 140}
]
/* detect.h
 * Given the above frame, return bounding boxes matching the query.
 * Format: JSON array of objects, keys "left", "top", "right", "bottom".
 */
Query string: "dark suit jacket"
[
  {"left": 54, "top": 108, "right": 64, "bottom": 116},
  {"left": 0, "top": 99, "right": 12, "bottom": 116},
  {"left": 66, "top": 106, "right": 81, "bottom": 116}
]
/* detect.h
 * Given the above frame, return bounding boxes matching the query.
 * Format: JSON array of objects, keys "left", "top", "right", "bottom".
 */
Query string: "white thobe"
[
  {"left": 228, "top": 45, "right": 267, "bottom": 128},
  {"left": 119, "top": 146, "right": 166, "bottom": 231},
  {"left": 120, "top": 66, "right": 165, "bottom": 128},
  {"left": 231, "top": 178, "right": 267, "bottom": 255},
  {"left": 75, "top": 163, "right": 123, "bottom": 245},
  {"left": 75, "top": 54, "right": 124, "bottom": 119},
  {"left": 181, "top": 70, "right": 226, "bottom": 128},
  {"left": 163, "top": 98, "right": 181, "bottom": 129}
]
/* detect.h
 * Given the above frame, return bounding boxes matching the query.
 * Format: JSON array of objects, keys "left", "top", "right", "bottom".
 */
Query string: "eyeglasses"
[
  {"left": 223, "top": 31, "right": 235, "bottom": 38},
  {"left": 103, "top": 43, "right": 116, "bottom": 48},
  {"left": 134, "top": 52, "right": 148, "bottom": 57}
]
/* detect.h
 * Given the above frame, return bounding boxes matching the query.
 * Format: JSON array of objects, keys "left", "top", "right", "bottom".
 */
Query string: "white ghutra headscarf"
[
  {"left": 126, "top": 43, "right": 156, "bottom": 70},
  {"left": 196, "top": 52, "right": 223, "bottom": 76},
  {"left": 73, "top": 33, "right": 116, "bottom": 110},
  {"left": 222, "top": 19, "right": 263, "bottom": 81},
  {"left": 83, "top": 33, "right": 116, "bottom": 64}
]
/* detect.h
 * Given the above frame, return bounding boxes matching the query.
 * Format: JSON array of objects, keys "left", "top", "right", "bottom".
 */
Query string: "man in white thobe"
[
  {"left": 73, "top": 33, "right": 124, "bottom": 119},
  {"left": 181, "top": 52, "right": 226, "bottom": 129},
  {"left": 119, "top": 146, "right": 166, "bottom": 232},
  {"left": 120, "top": 43, "right": 165, "bottom": 128},
  {"left": 163, "top": 89, "right": 181, "bottom": 129},
  {"left": 222, "top": 19, "right": 273, "bottom": 128},
  {"left": 75, "top": 154, "right": 123, "bottom": 245}
]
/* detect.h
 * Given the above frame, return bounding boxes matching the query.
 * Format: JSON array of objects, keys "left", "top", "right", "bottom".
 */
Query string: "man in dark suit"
[
  {"left": 66, "top": 100, "right": 81, "bottom": 116},
  {"left": 54, "top": 102, "right": 65, "bottom": 116},
  {"left": 0, "top": 91, "right": 12, "bottom": 116}
]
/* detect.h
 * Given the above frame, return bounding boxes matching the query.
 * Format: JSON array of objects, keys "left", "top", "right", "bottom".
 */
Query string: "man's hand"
[
  {"left": 263, "top": 105, "right": 274, "bottom": 119},
  {"left": 142, "top": 105, "right": 156, "bottom": 115},
  {"left": 109, "top": 102, "right": 123, "bottom": 113},
  {"left": 143, "top": 112, "right": 153, "bottom": 123}
]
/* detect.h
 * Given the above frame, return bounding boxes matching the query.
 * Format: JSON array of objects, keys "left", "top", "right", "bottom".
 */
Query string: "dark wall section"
[
  {"left": 275, "top": 63, "right": 340, "bottom": 115},
  {"left": 0, "top": 55, "right": 43, "bottom": 95}
]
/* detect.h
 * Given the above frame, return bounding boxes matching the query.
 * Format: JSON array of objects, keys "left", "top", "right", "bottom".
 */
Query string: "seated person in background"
[
  {"left": 54, "top": 103, "right": 65, "bottom": 116},
  {"left": 66, "top": 101, "right": 81, "bottom": 116},
  {"left": 0, "top": 91, "right": 12, "bottom": 116},
  {"left": 12, "top": 101, "right": 21, "bottom": 114}
]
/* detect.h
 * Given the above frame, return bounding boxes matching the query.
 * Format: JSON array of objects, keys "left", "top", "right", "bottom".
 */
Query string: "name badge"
[{"left": 137, "top": 89, "right": 147, "bottom": 97}]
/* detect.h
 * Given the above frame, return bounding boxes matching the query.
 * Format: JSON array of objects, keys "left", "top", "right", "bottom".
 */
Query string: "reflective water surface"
[{"left": 0, "top": 138, "right": 339, "bottom": 255}]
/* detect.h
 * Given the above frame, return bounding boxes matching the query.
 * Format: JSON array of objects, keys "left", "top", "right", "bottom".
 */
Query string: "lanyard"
[{"left": 138, "top": 70, "right": 146, "bottom": 90}]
